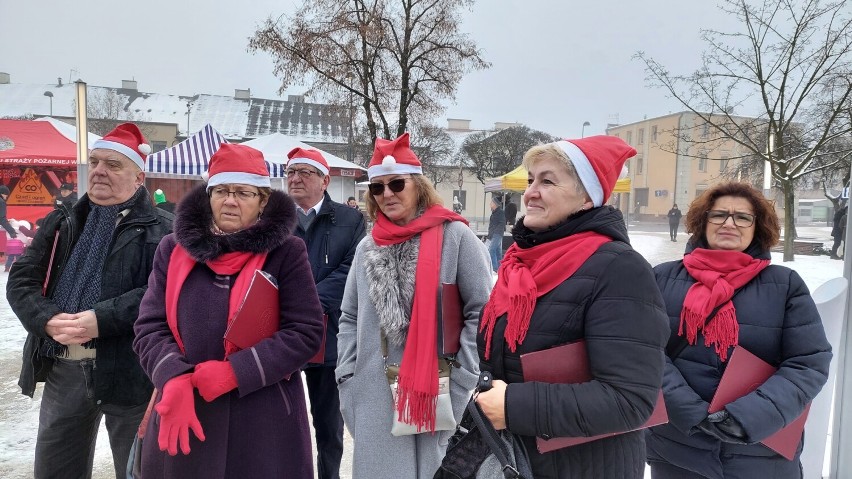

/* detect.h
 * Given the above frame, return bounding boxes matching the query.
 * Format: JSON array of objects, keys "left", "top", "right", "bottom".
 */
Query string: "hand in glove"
[
  {"left": 192, "top": 360, "right": 238, "bottom": 402},
  {"left": 156, "top": 373, "right": 205, "bottom": 455},
  {"left": 697, "top": 409, "right": 750, "bottom": 444}
]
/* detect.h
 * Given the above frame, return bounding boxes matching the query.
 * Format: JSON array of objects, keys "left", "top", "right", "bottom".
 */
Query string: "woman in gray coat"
[{"left": 336, "top": 133, "right": 492, "bottom": 478}]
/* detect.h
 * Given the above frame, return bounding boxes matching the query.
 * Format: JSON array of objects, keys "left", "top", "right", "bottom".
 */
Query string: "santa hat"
[
  {"left": 556, "top": 135, "right": 635, "bottom": 207},
  {"left": 90, "top": 123, "right": 151, "bottom": 170},
  {"left": 367, "top": 132, "right": 422, "bottom": 180},
  {"left": 286, "top": 147, "right": 329, "bottom": 176},
  {"left": 205, "top": 143, "right": 271, "bottom": 190}
]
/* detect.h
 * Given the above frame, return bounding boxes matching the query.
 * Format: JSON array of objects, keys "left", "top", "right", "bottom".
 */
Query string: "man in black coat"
[
  {"left": 831, "top": 203, "right": 847, "bottom": 259},
  {"left": 6, "top": 124, "right": 173, "bottom": 479},
  {"left": 667, "top": 203, "right": 683, "bottom": 241},
  {"left": 286, "top": 147, "right": 365, "bottom": 479},
  {"left": 488, "top": 195, "right": 506, "bottom": 272}
]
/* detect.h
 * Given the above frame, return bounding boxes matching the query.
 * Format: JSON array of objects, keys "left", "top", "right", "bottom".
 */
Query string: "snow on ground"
[{"left": 0, "top": 225, "right": 843, "bottom": 478}]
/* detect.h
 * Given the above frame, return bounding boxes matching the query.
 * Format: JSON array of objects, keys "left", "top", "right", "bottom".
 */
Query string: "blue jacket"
[
  {"left": 647, "top": 242, "right": 832, "bottom": 478},
  {"left": 294, "top": 192, "right": 365, "bottom": 365}
]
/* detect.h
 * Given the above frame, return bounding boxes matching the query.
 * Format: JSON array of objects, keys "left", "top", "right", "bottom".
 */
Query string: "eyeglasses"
[
  {"left": 368, "top": 178, "right": 410, "bottom": 196},
  {"left": 706, "top": 210, "right": 755, "bottom": 227},
  {"left": 286, "top": 168, "right": 321, "bottom": 179},
  {"left": 210, "top": 187, "right": 260, "bottom": 201}
]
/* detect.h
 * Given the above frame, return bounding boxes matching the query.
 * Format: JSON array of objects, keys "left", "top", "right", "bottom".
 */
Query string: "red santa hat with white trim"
[
  {"left": 205, "top": 143, "right": 270, "bottom": 190},
  {"left": 367, "top": 132, "right": 422, "bottom": 180},
  {"left": 555, "top": 135, "right": 635, "bottom": 207},
  {"left": 90, "top": 123, "right": 151, "bottom": 170},
  {"left": 286, "top": 147, "right": 329, "bottom": 175}
]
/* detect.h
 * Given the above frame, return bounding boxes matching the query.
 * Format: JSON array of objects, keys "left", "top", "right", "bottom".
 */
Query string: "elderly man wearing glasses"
[{"left": 285, "top": 147, "right": 365, "bottom": 479}]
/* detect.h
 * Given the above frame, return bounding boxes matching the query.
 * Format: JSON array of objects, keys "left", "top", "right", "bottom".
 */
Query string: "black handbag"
[{"left": 434, "top": 372, "right": 532, "bottom": 479}]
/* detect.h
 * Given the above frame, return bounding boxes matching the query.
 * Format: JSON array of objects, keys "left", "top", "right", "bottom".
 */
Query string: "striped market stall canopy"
[{"left": 144, "top": 124, "right": 284, "bottom": 178}]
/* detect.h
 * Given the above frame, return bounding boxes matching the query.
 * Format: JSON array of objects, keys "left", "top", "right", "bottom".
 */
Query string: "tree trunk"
[{"left": 782, "top": 180, "right": 796, "bottom": 262}]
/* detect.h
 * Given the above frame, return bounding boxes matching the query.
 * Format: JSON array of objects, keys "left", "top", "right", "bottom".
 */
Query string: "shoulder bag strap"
[{"left": 466, "top": 399, "right": 521, "bottom": 479}]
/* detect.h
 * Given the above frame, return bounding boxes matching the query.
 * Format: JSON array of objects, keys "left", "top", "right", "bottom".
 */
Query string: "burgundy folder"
[
  {"left": 521, "top": 340, "right": 668, "bottom": 452},
  {"left": 224, "top": 270, "right": 280, "bottom": 351},
  {"left": 307, "top": 314, "right": 328, "bottom": 364},
  {"left": 437, "top": 283, "right": 464, "bottom": 356},
  {"left": 708, "top": 346, "right": 810, "bottom": 461}
]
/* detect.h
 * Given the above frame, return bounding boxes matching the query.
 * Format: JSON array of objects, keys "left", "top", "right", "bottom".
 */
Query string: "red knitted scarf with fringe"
[
  {"left": 480, "top": 231, "right": 611, "bottom": 359},
  {"left": 372, "top": 205, "right": 467, "bottom": 432},
  {"left": 681, "top": 248, "right": 769, "bottom": 361}
]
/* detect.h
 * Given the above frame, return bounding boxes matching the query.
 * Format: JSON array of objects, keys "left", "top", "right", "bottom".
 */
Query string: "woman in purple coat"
[{"left": 133, "top": 144, "right": 324, "bottom": 478}]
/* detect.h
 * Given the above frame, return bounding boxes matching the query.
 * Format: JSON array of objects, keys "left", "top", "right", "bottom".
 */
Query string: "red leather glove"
[
  {"left": 155, "top": 373, "right": 205, "bottom": 456},
  {"left": 192, "top": 360, "right": 238, "bottom": 402}
]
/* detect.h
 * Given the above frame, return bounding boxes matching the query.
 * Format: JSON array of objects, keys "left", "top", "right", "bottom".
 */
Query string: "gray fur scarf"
[{"left": 363, "top": 236, "right": 420, "bottom": 347}]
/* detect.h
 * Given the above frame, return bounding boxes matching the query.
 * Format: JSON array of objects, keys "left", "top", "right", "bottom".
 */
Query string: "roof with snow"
[{"left": 0, "top": 82, "right": 349, "bottom": 143}]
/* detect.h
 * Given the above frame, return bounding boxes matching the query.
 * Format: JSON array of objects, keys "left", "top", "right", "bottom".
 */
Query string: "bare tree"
[
  {"left": 409, "top": 122, "right": 456, "bottom": 187},
  {"left": 636, "top": 0, "right": 852, "bottom": 261},
  {"left": 460, "top": 125, "right": 557, "bottom": 184},
  {"left": 249, "top": 0, "right": 489, "bottom": 144},
  {"left": 72, "top": 89, "right": 151, "bottom": 137}
]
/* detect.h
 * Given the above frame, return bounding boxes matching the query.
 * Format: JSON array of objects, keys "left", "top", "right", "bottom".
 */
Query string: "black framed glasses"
[
  {"left": 210, "top": 187, "right": 260, "bottom": 201},
  {"left": 706, "top": 210, "right": 756, "bottom": 227},
  {"left": 286, "top": 168, "right": 321, "bottom": 179},
  {"left": 368, "top": 178, "right": 409, "bottom": 196}
]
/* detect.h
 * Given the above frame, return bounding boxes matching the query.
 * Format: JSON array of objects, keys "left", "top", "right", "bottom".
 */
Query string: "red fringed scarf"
[
  {"left": 166, "top": 245, "right": 268, "bottom": 356},
  {"left": 681, "top": 248, "right": 769, "bottom": 361},
  {"left": 480, "top": 231, "right": 612, "bottom": 359},
  {"left": 372, "top": 205, "right": 467, "bottom": 432}
]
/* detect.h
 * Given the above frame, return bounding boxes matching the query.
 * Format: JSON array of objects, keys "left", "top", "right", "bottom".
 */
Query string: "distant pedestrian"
[
  {"left": 0, "top": 184, "right": 17, "bottom": 262},
  {"left": 505, "top": 199, "right": 518, "bottom": 226},
  {"left": 667, "top": 203, "right": 683, "bottom": 241},
  {"left": 347, "top": 196, "right": 359, "bottom": 211},
  {"left": 830, "top": 203, "right": 847, "bottom": 260},
  {"left": 487, "top": 195, "right": 506, "bottom": 272},
  {"left": 54, "top": 182, "right": 78, "bottom": 212},
  {"left": 153, "top": 188, "right": 176, "bottom": 214}
]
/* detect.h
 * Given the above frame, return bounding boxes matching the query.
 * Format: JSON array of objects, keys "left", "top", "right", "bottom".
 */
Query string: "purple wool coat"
[{"left": 133, "top": 185, "right": 324, "bottom": 479}]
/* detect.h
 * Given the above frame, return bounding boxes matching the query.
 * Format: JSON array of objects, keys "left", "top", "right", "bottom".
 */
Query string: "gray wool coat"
[{"left": 336, "top": 220, "right": 492, "bottom": 478}]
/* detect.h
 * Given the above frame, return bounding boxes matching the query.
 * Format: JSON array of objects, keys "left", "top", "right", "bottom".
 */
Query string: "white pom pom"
[
  {"left": 619, "top": 165, "right": 628, "bottom": 179},
  {"left": 382, "top": 155, "right": 397, "bottom": 165},
  {"left": 201, "top": 171, "right": 209, "bottom": 182},
  {"left": 138, "top": 143, "right": 152, "bottom": 155}
]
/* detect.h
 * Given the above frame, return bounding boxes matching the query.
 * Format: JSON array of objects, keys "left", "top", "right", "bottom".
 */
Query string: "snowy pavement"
[{"left": 0, "top": 225, "right": 843, "bottom": 478}]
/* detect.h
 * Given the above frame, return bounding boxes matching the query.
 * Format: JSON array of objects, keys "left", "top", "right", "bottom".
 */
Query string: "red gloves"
[
  {"left": 156, "top": 373, "right": 205, "bottom": 456},
  {"left": 192, "top": 360, "right": 238, "bottom": 402}
]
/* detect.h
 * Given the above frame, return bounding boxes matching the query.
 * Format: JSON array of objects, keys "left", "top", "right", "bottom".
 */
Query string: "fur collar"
[
  {"left": 174, "top": 184, "right": 297, "bottom": 262},
  {"left": 363, "top": 235, "right": 420, "bottom": 347}
]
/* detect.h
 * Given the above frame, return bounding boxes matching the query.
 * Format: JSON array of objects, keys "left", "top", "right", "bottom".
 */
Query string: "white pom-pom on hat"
[
  {"left": 138, "top": 143, "right": 152, "bottom": 155},
  {"left": 382, "top": 155, "right": 397, "bottom": 165}
]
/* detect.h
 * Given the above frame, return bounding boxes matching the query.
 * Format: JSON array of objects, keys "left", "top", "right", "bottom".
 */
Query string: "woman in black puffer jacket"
[
  {"left": 647, "top": 182, "right": 832, "bottom": 479},
  {"left": 475, "top": 137, "right": 669, "bottom": 479}
]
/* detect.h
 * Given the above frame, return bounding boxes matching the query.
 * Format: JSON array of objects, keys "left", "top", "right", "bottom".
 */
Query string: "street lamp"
[
  {"left": 581, "top": 121, "right": 590, "bottom": 138},
  {"left": 43, "top": 91, "right": 53, "bottom": 116},
  {"left": 185, "top": 101, "right": 192, "bottom": 138}
]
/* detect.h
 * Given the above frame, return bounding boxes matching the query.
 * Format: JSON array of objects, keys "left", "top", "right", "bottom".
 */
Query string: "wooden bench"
[{"left": 771, "top": 240, "right": 826, "bottom": 256}]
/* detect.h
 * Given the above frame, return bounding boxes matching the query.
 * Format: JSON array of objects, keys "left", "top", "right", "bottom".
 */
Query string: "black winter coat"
[
  {"left": 647, "top": 242, "right": 832, "bottom": 479},
  {"left": 294, "top": 192, "right": 365, "bottom": 365},
  {"left": 478, "top": 206, "right": 669, "bottom": 479},
  {"left": 7, "top": 187, "right": 173, "bottom": 406}
]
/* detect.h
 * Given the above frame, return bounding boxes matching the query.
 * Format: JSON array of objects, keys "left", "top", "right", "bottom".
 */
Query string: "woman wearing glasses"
[
  {"left": 647, "top": 182, "right": 831, "bottom": 478},
  {"left": 335, "top": 133, "right": 492, "bottom": 478},
  {"left": 133, "top": 144, "right": 324, "bottom": 478}
]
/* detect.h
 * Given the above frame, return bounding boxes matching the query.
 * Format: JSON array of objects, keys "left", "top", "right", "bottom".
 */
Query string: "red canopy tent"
[{"left": 0, "top": 119, "right": 80, "bottom": 225}]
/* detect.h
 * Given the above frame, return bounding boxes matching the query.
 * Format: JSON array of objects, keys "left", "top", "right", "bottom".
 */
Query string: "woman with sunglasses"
[
  {"left": 647, "top": 182, "right": 831, "bottom": 478},
  {"left": 335, "top": 133, "right": 492, "bottom": 478},
  {"left": 133, "top": 144, "right": 324, "bottom": 478}
]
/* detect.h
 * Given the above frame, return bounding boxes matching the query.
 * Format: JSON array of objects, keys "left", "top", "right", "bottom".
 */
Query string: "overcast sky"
[{"left": 1, "top": 0, "right": 743, "bottom": 138}]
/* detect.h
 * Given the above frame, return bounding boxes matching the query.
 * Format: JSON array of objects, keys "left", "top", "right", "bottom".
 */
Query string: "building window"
[
  {"left": 720, "top": 157, "right": 729, "bottom": 172},
  {"left": 626, "top": 131, "right": 633, "bottom": 145},
  {"left": 638, "top": 128, "right": 644, "bottom": 144},
  {"left": 152, "top": 141, "right": 167, "bottom": 152},
  {"left": 698, "top": 150, "right": 708, "bottom": 172},
  {"left": 637, "top": 156, "right": 644, "bottom": 174},
  {"left": 651, "top": 125, "right": 658, "bottom": 142},
  {"left": 701, "top": 122, "right": 710, "bottom": 139}
]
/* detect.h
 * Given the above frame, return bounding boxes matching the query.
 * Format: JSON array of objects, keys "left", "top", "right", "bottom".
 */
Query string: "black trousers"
[
  {"left": 669, "top": 222, "right": 679, "bottom": 239},
  {"left": 831, "top": 237, "right": 843, "bottom": 257},
  {"left": 305, "top": 365, "right": 344, "bottom": 479}
]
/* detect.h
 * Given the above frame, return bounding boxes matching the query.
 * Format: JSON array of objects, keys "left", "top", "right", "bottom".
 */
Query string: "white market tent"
[
  {"left": 143, "top": 124, "right": 289, "bottom": 179},
  {"left": 242, "top": 133, "right": 366, "bottom": 203}
]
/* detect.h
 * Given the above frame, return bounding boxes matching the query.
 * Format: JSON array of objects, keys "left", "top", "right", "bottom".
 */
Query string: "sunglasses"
[{"left": 368, "top": 178, "right": 410, "bottom": 196}]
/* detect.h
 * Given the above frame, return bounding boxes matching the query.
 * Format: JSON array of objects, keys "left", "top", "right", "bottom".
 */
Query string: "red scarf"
[
  {"left": 480, "top": 231, "right": 612, "bottom": 359},
  {"left": 166, "top": 245, "right": 268, "bottom": 356},
  {"left": 681, "top": 248, "right": 769, "bottom": 361},
  {"left": 372, "top": 205, "right": 467, "bottom": 432}
]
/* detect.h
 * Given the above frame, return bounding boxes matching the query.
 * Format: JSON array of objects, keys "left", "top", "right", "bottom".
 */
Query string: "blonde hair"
[
  {"left": 365, "top": 174, "right": 443, "bottom": 221},
  {"left": 521, "top": 143, "right": 587, "bottom": 197}
]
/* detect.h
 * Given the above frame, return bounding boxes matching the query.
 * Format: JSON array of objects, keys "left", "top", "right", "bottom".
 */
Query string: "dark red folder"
[
  {"left": 437, "top": 283, "right": 464, "bottom": 356},
  {"left": 224, "top": 270, "right": 280, "bottom": 351},
  {"left": 708, "top": 346, "right": 810, "bottom": 461},
  {"left": 307, "top": 314, "right": 328, "bottom": 364},
  {"left": 521, "top": 340, "right": 669, "bottom": 452}
]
